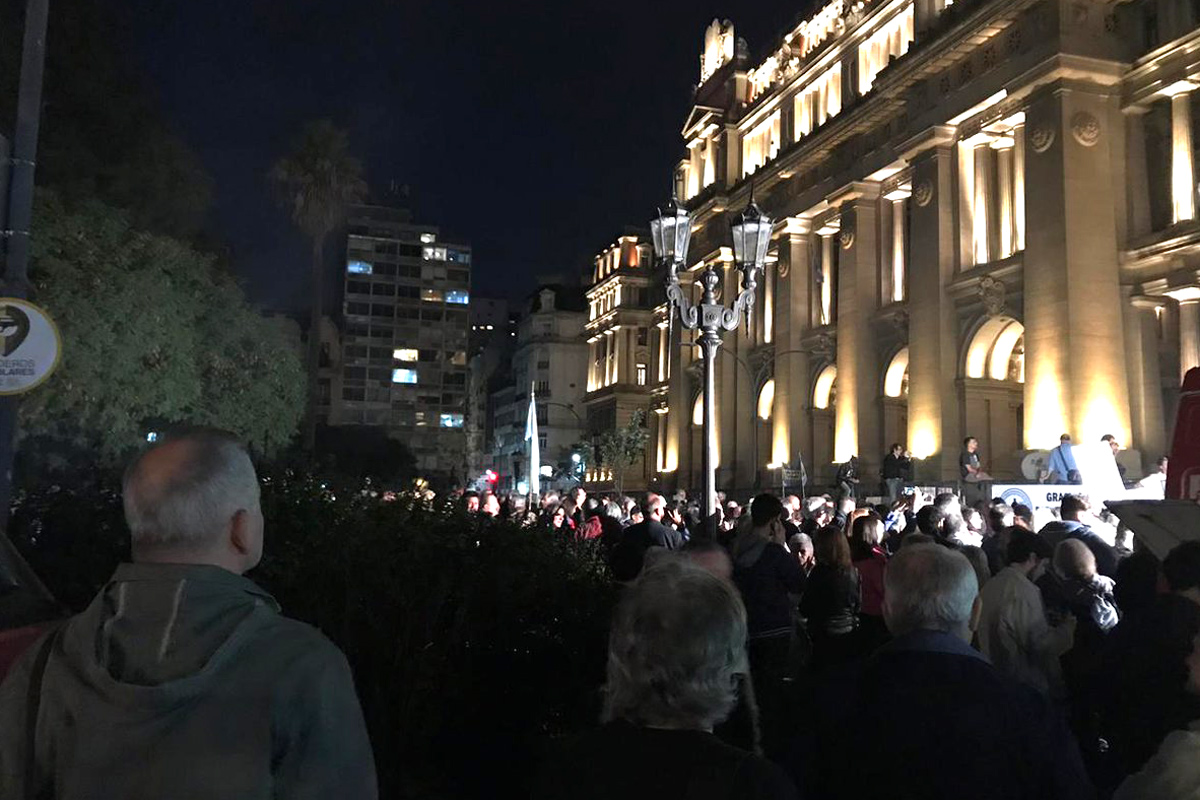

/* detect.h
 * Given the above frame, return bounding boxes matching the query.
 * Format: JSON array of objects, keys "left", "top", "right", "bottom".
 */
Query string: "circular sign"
[
  {"left": 0, "top": 299, "right": 61, "bottom": 395},
  {"left": 998, "top": 486, "right": 1033, "bottom": 509}
]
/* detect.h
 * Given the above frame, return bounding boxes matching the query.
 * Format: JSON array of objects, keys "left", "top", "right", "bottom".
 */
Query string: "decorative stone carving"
[
  {"left": 838, "top": 229, "right": 855, "bottom": 250},
  {"left": 913, "top": 179, "right": 934, "bottom": 207},
  {"left": 978, "top": 276, "right": 1007, "bottom": 317},
  {"left": 776, "top": 255, "right": 790, "bottom": 279},
  {"left": 749, "top": 344, "right": 774, "bottom": 375},
  {"left": 1070, "top": 112, "right": 1101, "bottom": 147},
  {"left": 891, "top": 309, "right": 910, "bottom": 344},
  {"left": 1029, "top": 124, "right": 1056, "bottom": 153},
  {"left": 810, "top": 333, "right": 835, "bottom": 360}
]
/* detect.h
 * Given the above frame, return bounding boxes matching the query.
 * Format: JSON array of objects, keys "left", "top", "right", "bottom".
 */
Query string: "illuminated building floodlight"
[{"left": 1165, "top": 286, "right": 1200, "bottom": 302}]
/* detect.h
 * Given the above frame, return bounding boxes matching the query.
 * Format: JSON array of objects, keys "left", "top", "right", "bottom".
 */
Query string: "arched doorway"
[
  {"left": 812, "top": 365, "right": 837, "bottom": 486},
  {"left": 962, "top": 317, "right": 1025, "bottom": 480},
  {"left": 882, "top": 347, "right": 909, "bottom": 458}
]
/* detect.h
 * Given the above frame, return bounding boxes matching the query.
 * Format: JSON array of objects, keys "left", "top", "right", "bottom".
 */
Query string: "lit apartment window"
[
  {"left": 420, "top": 232, "right": 436, "bottom": 244},
  {"left": 636, "top": 363, "right": 648, "bottom": 386},
  {"left": 392, "top": 368, "right": 419, "bottom": 384},
  {"left": 422, "top": 289, "right": 444, "bottom": 303},
  {"left": 394, "top": 348, "right": 418, "bottom": 362},
  {"left": 347, "top": 260, "right": 373, "bottom": 275},
  {"left": 439, "top": 413, "right": 464, "bottom": 428},
  {"left": 446, "top": 290, "right": 469, "bottom": 305}
]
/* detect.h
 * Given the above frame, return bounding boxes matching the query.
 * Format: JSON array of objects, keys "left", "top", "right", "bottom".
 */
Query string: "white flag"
[{"left": 525, "top": 384, "right": 540, "bottom": 499}]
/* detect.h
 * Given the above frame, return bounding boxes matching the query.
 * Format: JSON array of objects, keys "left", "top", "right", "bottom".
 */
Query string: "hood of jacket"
[{"left": 63, "top": 562, "right": 280, "bottom": 690}]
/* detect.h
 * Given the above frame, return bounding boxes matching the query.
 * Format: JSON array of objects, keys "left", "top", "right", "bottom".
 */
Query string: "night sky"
[{"left": 118, "top": 0, "right": 807, "bottom": 308}]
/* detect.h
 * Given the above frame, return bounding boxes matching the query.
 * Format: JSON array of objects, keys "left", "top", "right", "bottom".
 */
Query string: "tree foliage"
[
  {"left": 8, "top": 476, "right": 615, "bottom": 798},
  {"left": 0, "top": 0, "right": 214, "bottom": 241},
  {"left": 269, "top": 120, "right": 368, "bottom": 448},
  {"left": 598, "top": 408, "right": 650, "bottom": 496},
  {"left": 20, "top": 191, "right": 304, "bottom": 470}
]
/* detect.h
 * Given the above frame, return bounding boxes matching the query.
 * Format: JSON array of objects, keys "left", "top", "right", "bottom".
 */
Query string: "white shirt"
[
  {"left": 1115, "top": 720, "right": 1200, "bottom": 799},
  {"left": 977, "top": 565, "right": 1073, "bottom": 695}
]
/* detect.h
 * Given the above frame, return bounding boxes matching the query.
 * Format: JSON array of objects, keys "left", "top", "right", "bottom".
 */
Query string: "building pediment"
[{"left": 682, "top": 105, "right": 725, "bottom": 139}]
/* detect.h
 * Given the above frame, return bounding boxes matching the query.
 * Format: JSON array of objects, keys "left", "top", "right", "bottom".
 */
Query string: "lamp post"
[{"left": 651, "top": 194, "right": 772, "bottom": 521}]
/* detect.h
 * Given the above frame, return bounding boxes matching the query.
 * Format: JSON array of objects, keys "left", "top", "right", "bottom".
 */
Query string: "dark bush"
[{"left": 7, "top": 472, "right": 615, "bottom": 799}]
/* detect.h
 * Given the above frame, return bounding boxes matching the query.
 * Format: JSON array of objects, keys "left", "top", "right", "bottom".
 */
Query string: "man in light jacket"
[
  {"left": 977, "top": 530, "right": 1075, "bottom": 696},
  {"left": 0, "top": 429, "right": 377, "bottom": 799}
]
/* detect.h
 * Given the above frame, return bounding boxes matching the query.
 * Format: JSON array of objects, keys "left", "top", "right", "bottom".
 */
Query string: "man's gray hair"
[
  {"left": 603, "top": 556, "right": 748, "bottom": 730},
  {"left": 123, "top": 430, "right": 259, "bottom": 549},
  {"left": 883, "top": 544, "right": 979, "bottom": 636}
]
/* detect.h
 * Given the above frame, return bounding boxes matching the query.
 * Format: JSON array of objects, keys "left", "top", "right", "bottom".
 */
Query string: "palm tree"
[{"left": 270, "top": 120, "right": 367, "bottom": 450}]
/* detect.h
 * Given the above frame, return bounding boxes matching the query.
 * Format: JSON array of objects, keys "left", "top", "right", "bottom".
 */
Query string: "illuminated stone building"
[
  {"left": 487, "top": 285, "right": 588, "bottom": 492},
  {"left": 647, "top": 2, "right": 1200, "bottom": 492},
  {"left": 582, "top": 232, "right": 669, "bottom": 492},
  {"left": 332, "top": 204, "right": 471, "bottom": 481}
]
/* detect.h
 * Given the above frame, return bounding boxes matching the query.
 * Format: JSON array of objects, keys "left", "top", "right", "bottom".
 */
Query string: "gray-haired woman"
[{"left": 535, "top": 557, "right": 798, "bottom": 799}]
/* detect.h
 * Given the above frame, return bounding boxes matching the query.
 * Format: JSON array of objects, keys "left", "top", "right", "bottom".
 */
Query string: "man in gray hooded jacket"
[{"left": 0, "top": 429, "right": 377, "bottom": 799}]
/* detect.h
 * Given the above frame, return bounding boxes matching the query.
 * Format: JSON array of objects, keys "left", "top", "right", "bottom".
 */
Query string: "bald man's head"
[{"left": 123, "top": 430, "right": 262, "bottom": 572}]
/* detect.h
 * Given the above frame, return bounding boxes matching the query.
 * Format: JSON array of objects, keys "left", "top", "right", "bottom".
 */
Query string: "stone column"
[
  {"left": 901, "top": 127, "right": 961, "bottom": 481},
  {"left": 1126, "top": 294, "right": 1167, "bottom": 458},
  {"left": 586, "top": 340, "right": 594, "bottom": 391},
  {"left": 1022, "top": 85, "right": 1132, "bottom": 447},
  {"left": 1169, "top": 87, "right": 1197, "bottom": 223},
  {"left": 821, "top": 233, "right": 834, "bottom": 325},
  {"left": 833, "top": 182, "right": 882, "bottom": 477},
  {"left": 772, "top": 221, "right": 814, "bottom": 473},
  {"left": 973, "top": 140, "right": 993, "bottom": 265},
  {"left": 665, "top": 318, "right": 687, "bottom": 481},
  {"left": 890, "top": 195, "right": 907, "bottom": 302},
  {"left": 1126, "top": 108, "right": 1152, "bottom": 240},
  {"left": 1180, "top": 298, "right": 1200, "bottom": 379},
  {"left": 605, "top": 330, "right": 615, "bottom": 386},
  {"left": 993, "top": 137, "right": 1015, "bottom": 259},
  {"left": 1013, "top": 122, "right": 1026, "bottom": 251},
  {"left": 957, "top": 141, "right": 975, "bottom": 268},
  {"left": 731, "top": 260, "right": 756, "bottom": 490}
]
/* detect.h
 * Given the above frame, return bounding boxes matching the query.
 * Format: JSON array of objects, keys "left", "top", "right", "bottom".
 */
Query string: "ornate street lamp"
[{"left": 651, "top": 192, "right": 772, "bottom": 523}]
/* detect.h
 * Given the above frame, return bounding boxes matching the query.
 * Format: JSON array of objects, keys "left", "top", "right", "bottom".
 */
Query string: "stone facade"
[{"left": 637, "top": 0, "right": 1200, "bottom": 495}]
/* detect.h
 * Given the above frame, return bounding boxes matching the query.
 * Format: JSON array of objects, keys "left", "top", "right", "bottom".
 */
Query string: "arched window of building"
[
  {"left": 813, "top": 365, "right": 837, "bottom": 409},
  {"left": 883, "top": 347, "right": 910, "bottom": 397},
  {"left": 965, "top": 317, "right": 1025, "bottom": 382},
  {"left": 757, "top": 379, "right": 775, "bottom": 420}
]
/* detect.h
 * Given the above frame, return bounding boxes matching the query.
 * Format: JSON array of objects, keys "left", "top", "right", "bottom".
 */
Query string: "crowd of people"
[
  {"left": 1, "top": 427, "right": 1196, "bottom": 799},
  {"left": 525, "top": 480, "right": 1199, "bottom": 799}
]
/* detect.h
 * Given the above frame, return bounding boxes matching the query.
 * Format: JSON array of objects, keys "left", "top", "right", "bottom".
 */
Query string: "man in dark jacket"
[
  {"left": 0, "top": 430, "right": 377, "bottom": 800},
  {"left": 731, "top": 493, "right": 805, "bottom": 757},
  {"left": 796, "top": 543, "right": 1092, "bottom": 800},
  {"left": 1038, "top": 494, "right": 1118, "bottom": 578},
  {"left": 881, "top": 444, "right": 913, "bottom": 502},
  {"left": 609, "top": 494, "right": 681, "bottom": 581}
]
